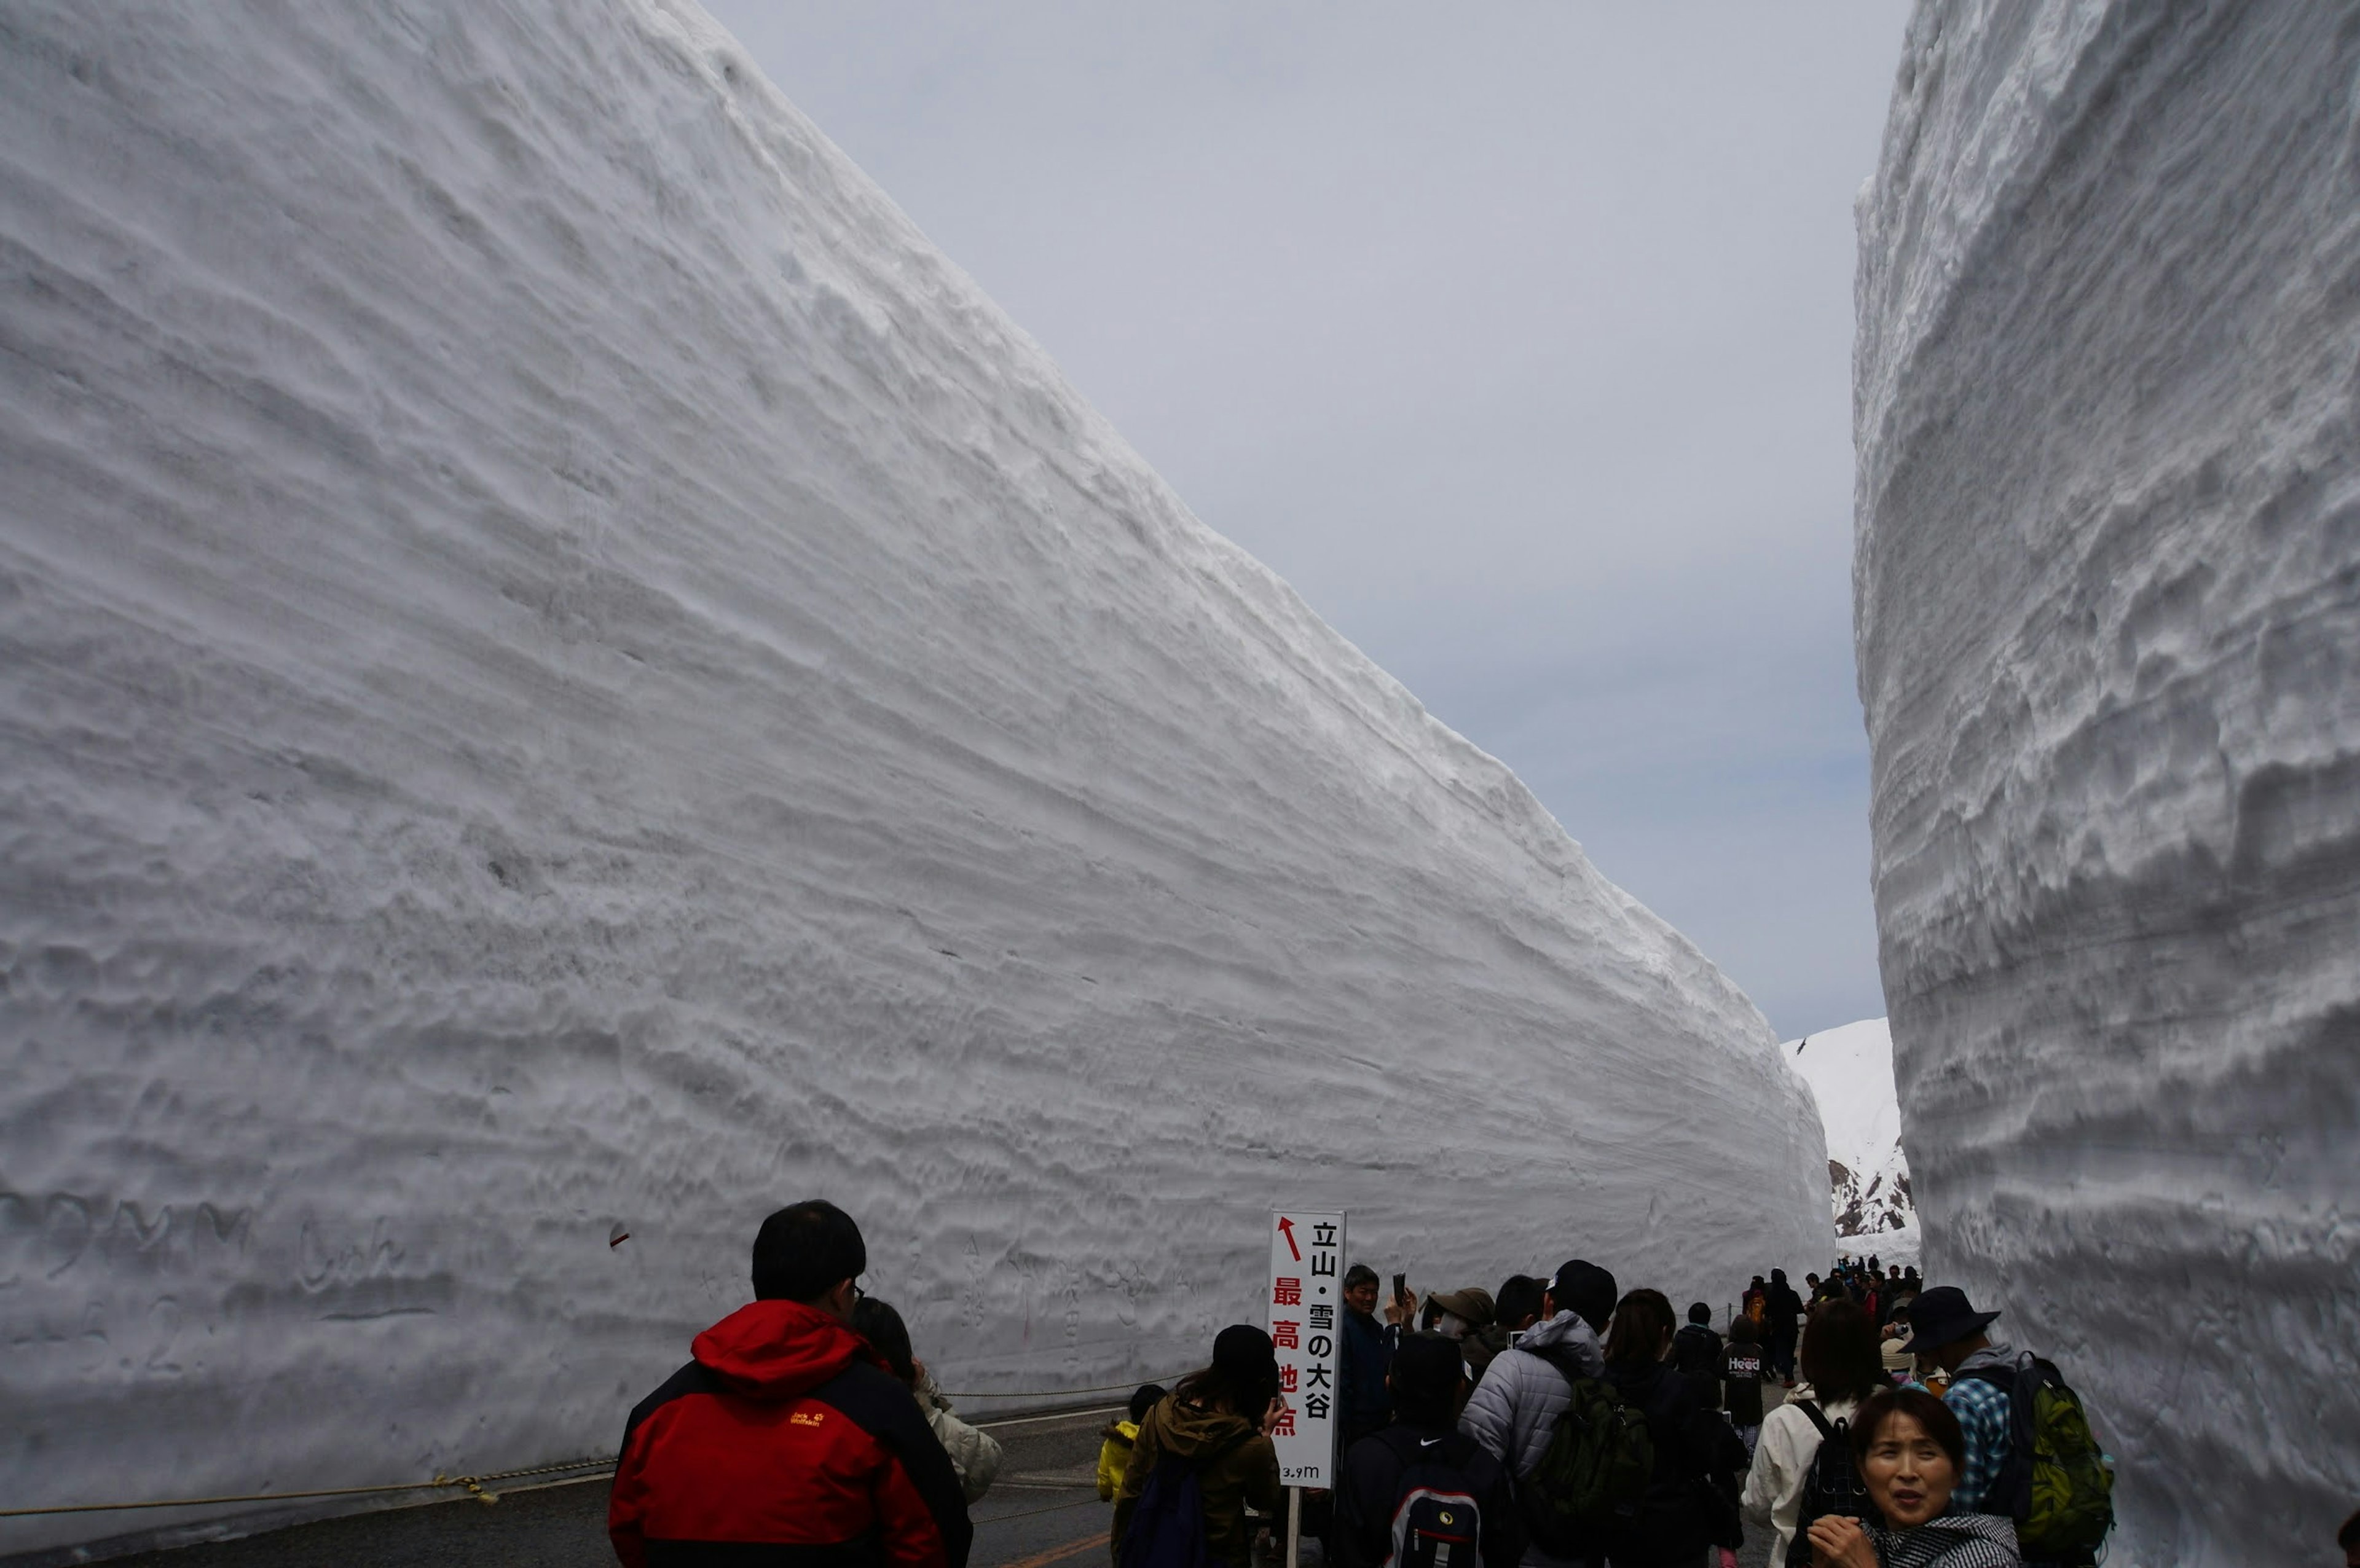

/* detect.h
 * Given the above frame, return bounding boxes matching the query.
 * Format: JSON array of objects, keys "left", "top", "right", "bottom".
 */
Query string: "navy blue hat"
[
  {"left": 1549, "top": 1260, "right": 1619, "bottom": 1334},
  {"left": 1901, "top": 1286, "right": 2000, "bottom": 1355}
]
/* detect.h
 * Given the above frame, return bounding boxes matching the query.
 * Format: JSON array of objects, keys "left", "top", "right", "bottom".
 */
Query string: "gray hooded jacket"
[{"left": 1457, "top": 1309, "right": 1606, "bottom": 1480}]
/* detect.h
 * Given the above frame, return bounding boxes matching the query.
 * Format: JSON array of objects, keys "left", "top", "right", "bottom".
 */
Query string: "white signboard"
[{"left": 1267, "top": 1207, "right": 1345, "bottom": 1488}]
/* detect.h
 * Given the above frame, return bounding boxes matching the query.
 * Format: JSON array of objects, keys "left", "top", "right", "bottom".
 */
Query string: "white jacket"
[
  {"left": 1740, "top": 1384, "right": 1861, "bottom": 1563},
  {"left": 1457, "top": 1311, "right": 1607, "bottom": 1568},
  {"left": 913, "top": 1371, "right": 1003, "bottom": 1505}
]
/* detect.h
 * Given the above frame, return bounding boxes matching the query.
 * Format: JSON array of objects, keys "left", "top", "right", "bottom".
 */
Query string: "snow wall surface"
[
  {"left": 0, "top": 1, "right": 1829, "bottom": 1552},
  {"left": 1856, "top": 4, "right": 2360, "bottom": 1562}
]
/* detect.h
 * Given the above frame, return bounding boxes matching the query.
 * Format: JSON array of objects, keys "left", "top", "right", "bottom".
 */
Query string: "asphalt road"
[
  {"left": 96, "top": 1394, "right": 1790, "bottom": 1568},
  {"left": 98, "top": 1404, "right": 1120, "bottom": 1568}
]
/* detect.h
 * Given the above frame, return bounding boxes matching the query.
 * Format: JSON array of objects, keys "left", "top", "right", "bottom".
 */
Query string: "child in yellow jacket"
[{"left": 1096, "top": 1384, "right": 1167, "bottom": 1500}]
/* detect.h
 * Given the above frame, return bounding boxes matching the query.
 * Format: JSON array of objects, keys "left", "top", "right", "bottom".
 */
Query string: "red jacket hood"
[{"left": 691, "top": 1299, "right": 872, "bottom": 1400}]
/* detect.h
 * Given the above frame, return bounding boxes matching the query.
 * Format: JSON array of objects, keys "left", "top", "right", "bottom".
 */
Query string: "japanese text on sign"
[{"left": 1268, "top": 1209, "right": 1345, "bottom": 1487}]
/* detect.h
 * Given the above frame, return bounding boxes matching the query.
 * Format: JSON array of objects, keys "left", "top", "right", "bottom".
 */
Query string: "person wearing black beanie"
[{"left": 1457, "top": 1257, "right": 1616, "bottom": 1564}]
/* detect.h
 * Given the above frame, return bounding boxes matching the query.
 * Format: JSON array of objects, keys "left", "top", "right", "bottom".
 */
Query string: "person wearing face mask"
[
  {"left": 1426, "top": 1287, "right": 1497, "bottom": 1344},
  {"left": 1804, "top": 1388, "right": 2021, "bottom": 1568}
]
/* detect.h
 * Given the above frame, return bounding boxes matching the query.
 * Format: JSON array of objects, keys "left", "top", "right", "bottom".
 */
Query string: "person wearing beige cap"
[{"left": 1426, "top": 1286, "right": 1496, "bottom": 1341}]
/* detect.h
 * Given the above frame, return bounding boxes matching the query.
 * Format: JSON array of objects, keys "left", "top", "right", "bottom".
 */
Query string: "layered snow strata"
[
  {"left": 1784, "top": 1019, "right": 1914, "bottom": 1247},
  {"left": 0, "top": 0, "right": 1827, "bottom": 1553},
  {"left": 1855, "top": 4, "right": 2360, "bottom": 1563}
]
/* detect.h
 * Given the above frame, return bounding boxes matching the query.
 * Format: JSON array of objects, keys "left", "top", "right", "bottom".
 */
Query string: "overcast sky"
[{"left": 702, "top": 2, "right": 1911, "bottom": 1038}]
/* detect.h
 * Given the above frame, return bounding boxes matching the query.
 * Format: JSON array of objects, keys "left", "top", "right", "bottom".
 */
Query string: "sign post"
[{"left": 1269, "top": 1208, "right": 1345, "bottom": 1568}]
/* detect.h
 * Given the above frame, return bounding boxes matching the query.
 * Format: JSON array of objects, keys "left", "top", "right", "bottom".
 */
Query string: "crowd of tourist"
[{"left": 603, "top": 1204, "right": 2354, "bottom": 1568}]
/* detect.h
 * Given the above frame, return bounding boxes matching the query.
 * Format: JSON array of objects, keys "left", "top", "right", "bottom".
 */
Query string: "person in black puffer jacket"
[{"left": 1600, "top": 1290, "right": 1749, "bottom": 1568}]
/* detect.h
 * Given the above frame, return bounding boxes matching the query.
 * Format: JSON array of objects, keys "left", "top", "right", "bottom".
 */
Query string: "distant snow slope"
[
  {"left": 1857, "top": 4, "right": 2360, "bottom": 1563},
  {"left": 0, "top": 0, "right": 1828, "bottom": 1554},
  {"left": 1782, "top": 1019, "right": 1914, "bottom": 1247}
]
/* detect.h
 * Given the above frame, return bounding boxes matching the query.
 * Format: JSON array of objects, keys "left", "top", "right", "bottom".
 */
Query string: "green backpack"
[
  {"left": 1516, "top": 1350, "right": 1654, "bottom": 1558},
  {"left": 1959, "top": 1357, "right": 2115, "bottom": 1561}
]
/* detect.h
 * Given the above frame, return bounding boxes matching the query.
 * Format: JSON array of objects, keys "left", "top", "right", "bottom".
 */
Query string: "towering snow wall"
[
  {"left": 0, "top": 0, "right": 1827, "bottom": 1553},
  {"left": 1856, "top": 4, "right": 2360, "bottom": 1562}
]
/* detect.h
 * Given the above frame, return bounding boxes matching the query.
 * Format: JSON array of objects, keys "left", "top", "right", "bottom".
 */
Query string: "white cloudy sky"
[{"left": 701, "top": 2, "right": 1912, "bottom": 1037}]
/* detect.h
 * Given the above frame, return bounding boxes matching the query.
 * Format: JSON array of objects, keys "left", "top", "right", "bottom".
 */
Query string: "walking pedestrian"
[
  {"left": 1672, "top": 1303, "right": 1721, "bottom": 1379},
  {"left": 1766, "top": 1271, "right": 1803, "bottom": 1386},
  {"left": 1597, "top": 1289, "right": 1747, "bottom": 1568},
  {"left": 1740, "top": 1298, "right": 1884, "bottom": 1564},
  {"left": 609, "top": 1201, "right": 972, "bottom": 1568},
  {"left": 1719, "top": 1317, "right": 1768, "bottom": 1456},
  {"left": 852, "top": 1296, "right": 1004, "bottom": 1504},
  {"left": 1112, "top": 1326, "right": 1284, "bottom": 1568},
  {"left": 1905, "top": 1287, "right": 2114, "bottom": 1564},
  {"left": 1335, "top": 1333, "right": 1522, "bottom": 1568}
]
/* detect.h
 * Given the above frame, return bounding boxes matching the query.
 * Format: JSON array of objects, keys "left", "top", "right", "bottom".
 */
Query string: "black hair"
[
  {"left": 1176, "top": 1325, "right": 1280, "bottom": 1417},
  {"left": 1388, "top": 1333, "right": 1464, "bottom": 1428},
  {"left": 1494, "top": 1274, "right": 1545, "bottom": 1329},
  {"left": 2339, "top": 1507, "right": 2360, "bottom": 1552},
  {"left": 1798, "top": 1299, "right": 1886, "bottom": 1403},
  {"left": 1603, "top": 1288, "right": 1676, "bottom": 1366},
  {"left": 1174, "top": 1360, "right": 1278, "bottom": 1417},
  {"left": 1851, "top": 1386, "right": 1966, "bottom": 1476},
  {"left": 1343, "top": 1263, "right": 1380, "bottom": 1290},
  {"left": 752, "top": 1199, "right": 867, "bottom": 1303},
  {"left": 851, "top": 1295, "right": 916, "bottom": 1386},
  {"left": 1128, "top": 1382, "right": 1167, "bottom": 1424},
  {"left": 1686, "top": 1301, "right": 1712, "bottom": 1325},
  {"left": 1550, "top": 1260, "right": 1619, "bottom": 1334}
]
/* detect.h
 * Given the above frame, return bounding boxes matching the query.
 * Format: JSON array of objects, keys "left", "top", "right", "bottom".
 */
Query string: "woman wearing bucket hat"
[{"left": 1425, "top": 1286, "right": 1496, "bottom": 1341}]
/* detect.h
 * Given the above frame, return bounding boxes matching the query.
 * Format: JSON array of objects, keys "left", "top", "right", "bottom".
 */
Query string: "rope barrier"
[
  {"left": 942, "top": 1373, "right": 1194, "bottom": 1399},
  {"left": 0, "top": 1456, "right": 615, "bottom": 1519}
]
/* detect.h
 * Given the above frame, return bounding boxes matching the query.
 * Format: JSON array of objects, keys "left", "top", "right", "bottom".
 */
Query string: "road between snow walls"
[
  {"left": 1856, "top": 4, "right": 2360, "bottom": 1564},
  {"left": 0, "top": 2, "right": 1828, "bottom": 1556}
]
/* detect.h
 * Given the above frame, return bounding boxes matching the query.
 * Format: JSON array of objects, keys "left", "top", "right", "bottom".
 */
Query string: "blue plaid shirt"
[{"left": 1943, "top": 1357, "right": 2016, "bottom": 1513}]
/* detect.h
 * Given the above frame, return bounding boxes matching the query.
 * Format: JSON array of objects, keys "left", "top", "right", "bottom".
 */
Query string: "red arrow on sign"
[{"left": 1276, "top": 1216, "right": 1301, "bottom": 1261}]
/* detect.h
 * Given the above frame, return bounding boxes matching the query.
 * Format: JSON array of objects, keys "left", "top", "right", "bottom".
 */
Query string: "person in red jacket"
[{"left": 608, "top": 1200, "right": 974, "bottom": 1568}]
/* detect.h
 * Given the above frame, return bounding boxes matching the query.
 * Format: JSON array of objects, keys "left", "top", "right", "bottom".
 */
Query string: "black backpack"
[
  {"left": 1373, "top": 1428, "right": 1492, "bottom": 1568},
  {"left": 1781, "top": 1401, "right": 1876, "bottom": 1568},
  {"left": 1671, "top": 1325, "right": 1721, "bottom": 1379},
  {"left": 1119, "top": 1428, "right": 1247, "bottom": 1568}
]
